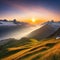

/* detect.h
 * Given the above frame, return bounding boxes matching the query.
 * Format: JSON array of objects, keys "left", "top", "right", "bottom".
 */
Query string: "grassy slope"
[{"left": 0, "top": 38, "right": 60, "bottom": 60}]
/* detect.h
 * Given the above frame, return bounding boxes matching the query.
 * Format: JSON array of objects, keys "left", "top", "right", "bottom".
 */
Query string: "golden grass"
[{"left": 1, "top": 38, "right": 60, "bottom": 60}]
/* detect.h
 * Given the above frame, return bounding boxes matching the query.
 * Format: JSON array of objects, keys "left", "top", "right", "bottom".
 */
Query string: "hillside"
[
  {"left": 27, "top": 22, "right": 60, "bottom": 40},
  {"left": 0, "top": 38, "right": 60, "bottom": 60}
]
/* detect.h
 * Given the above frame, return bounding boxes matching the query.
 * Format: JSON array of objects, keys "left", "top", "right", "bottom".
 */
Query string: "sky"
[{"left": 0, "top": 0, "right": 60, "bottom": 23}]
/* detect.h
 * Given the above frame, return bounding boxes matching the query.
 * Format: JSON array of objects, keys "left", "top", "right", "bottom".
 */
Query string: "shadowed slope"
[{"left": 27, "top": 23, "right": 60, "bottom": 40}]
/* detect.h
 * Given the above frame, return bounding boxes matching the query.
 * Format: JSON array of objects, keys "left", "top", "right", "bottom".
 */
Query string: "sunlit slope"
[
  {"left": 27, "top": 23, "right": 60, "bottom": 40},
  {"left": 0, "top": 38, "right": 60, "bottom": 60}
]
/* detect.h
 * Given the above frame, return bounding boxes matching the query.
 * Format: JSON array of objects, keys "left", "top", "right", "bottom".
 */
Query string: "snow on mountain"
[{"left": 0, "top": 21, "right": 17, "bottom": 26}]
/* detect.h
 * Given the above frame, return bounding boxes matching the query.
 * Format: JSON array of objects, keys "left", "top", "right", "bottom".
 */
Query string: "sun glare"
[{"left": 32, "top": 18, "right": 36, "bottom": 23}]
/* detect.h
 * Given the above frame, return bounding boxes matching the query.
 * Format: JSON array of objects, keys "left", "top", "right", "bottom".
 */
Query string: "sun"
[{"left": 32, "top": 18, "right": 36, "bottom": 23}]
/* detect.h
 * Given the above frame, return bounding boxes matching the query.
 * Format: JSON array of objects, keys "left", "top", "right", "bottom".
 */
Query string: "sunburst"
[{"left": 32, "top": 18, "right": 36, "bottom": 22}]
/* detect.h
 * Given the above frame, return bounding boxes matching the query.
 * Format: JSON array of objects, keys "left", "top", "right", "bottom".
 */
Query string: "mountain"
[
  {"left": 27, "top": 22, "right": 60, "bottom": 40},
  {"left": 0, "top": 20, "right": 29, "bottom": 26}
]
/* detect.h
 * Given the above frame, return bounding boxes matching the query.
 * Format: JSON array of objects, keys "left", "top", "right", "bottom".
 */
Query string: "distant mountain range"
[{"left": 0, "top": 20, "right": 29, "bottom": 26}]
